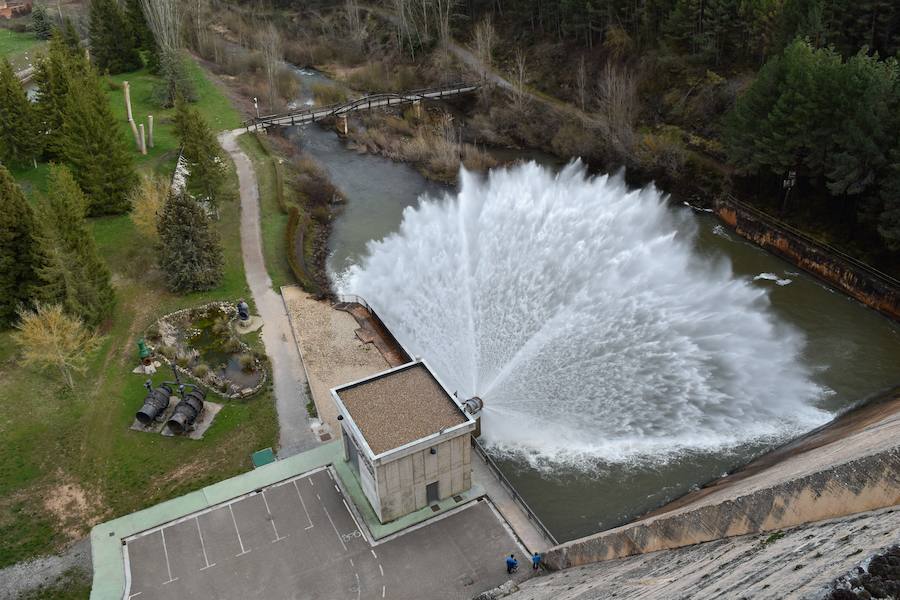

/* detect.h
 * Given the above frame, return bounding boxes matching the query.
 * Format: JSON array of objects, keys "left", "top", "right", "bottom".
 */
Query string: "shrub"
[
  {"left": 238, "top": 353, "right": 255, "bottom": 372},
  {"left": 275, "top": 67, "right": 299, "bottom": 102},
  {"left": 193, "top": 363, "right": 210, "bottom": 378},
  {"left": 222, "top": 336, "right": 242, "bottom": 353},
  {"left": 158, "top": 344, "right": 176, "bottom": 359},
  {"left": 311, "top": 83, "right": 348, "bottom": 106}
]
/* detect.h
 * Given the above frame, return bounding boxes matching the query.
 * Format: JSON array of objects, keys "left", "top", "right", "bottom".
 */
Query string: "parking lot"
[{"left": 124, "top": 468, "right": 529, "bottom": 600}]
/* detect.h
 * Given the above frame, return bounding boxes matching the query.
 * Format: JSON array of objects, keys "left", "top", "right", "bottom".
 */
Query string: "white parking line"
[
  {"left": 260, "top": 491, "right": 287, "bottom": 543},
  {"left": 160, "top": 529, "right": 178, "bottom": 585},
  {"left": 342, "top": 498, "right": 363, "bottom": 534},
  {"left": 382, "top": 584, "right": 386, "bottom": 598},
  {"left": 370, "top": 549, "right": 378, "bottom": 559},
  {"left": 354, "top": 572, "right": 361, "bottom": 600},
  {"left": 229, "top": 505, "right": 251, "bottom": 557},
  {"left": 292, "top": 479, "right": 314, "bottom": 529},
  {"left": 196, "top": 518, "right": 216, "bottom": 571},
  {"left": 379, "top": 564, "right": 384, "bottom": 577},
  {"left": 128, "top": 593, "right": 142, "bottom": 599},
  {"left": 322, "top": 504, "right": 348, "bottom": 551},
  {"left": 308, "top": 477, "right": 314, "bottom": 486}
]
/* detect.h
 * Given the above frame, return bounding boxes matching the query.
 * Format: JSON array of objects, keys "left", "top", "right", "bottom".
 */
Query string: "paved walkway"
[
  {"left": 219, "top": 130, "right": 318, "bottom": 457},
  {"left": 470, "top": 453, "right": 553, "bottom": 554}
]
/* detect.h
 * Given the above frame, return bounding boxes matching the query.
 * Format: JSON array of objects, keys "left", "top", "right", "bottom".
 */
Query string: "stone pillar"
[
  {"left": 128, "top": 118, "right": 140, "bottom": 149},
  {"left": 124, "top": 81, "right": 133, "bottom": 123},
  {"left": 414, "top": 100, "right": 422, "bottom": 119},
  {"left": 148, "top": 115, "right": 154, "bottom": 148},
  {"left": 139, "top": 123, "right": 147, "bottom": 155},
  {"left": 339, "top": 115, "right": 348, "bottom": 135}
]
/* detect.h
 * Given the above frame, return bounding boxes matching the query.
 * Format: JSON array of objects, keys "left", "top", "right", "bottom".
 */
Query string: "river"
[{"left": 283, "top": 67, "right": 900, "bottom": 542}]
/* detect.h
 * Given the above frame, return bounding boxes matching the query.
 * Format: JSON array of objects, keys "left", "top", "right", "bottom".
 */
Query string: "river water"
[{"left": 284, "top": 68, "right": 900, "bottom": 542}]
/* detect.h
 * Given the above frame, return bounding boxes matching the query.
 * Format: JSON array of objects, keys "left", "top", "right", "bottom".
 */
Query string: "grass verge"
[
  {"left": 0, "top": 59, "right": 277, "bottom": 572},
  {"left": 236, "top": 133, "right": 295, "bottom": 290},
  {"left": 0, "top": 28, "right": 44, "bottom": 71}
]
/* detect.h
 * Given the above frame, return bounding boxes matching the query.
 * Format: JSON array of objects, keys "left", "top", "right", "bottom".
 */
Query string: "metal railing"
[
  {"left": 246, "top": 82, "right": 480, "bottom": 130},
  {"left": 472, "top": 439, "right": 559, "bottom": 547},
  {"left": 721, "top": 194, "right": 900, "bottom": 289}
]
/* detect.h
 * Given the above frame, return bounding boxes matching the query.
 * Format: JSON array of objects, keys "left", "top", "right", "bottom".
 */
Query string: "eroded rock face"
[
  {"left": 824, "top": 545, "right": 900, "bottom": 600},
  {"left": 500, "top": 507, "right": 900, "bottom": 600}
]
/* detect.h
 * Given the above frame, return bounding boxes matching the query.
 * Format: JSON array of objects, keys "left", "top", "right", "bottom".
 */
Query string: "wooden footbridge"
[{"left": 245, "top": 82, "right": 479, "bottom": 130}]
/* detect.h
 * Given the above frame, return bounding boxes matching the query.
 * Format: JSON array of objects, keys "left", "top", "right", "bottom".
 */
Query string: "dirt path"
[{"left": 218, "top": 130, "right": 319, "bottom": 457}]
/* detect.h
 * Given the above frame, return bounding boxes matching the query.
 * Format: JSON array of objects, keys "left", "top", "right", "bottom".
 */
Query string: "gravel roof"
[{"left": 336, "top": 364, "right": 468, "bottom": 455}]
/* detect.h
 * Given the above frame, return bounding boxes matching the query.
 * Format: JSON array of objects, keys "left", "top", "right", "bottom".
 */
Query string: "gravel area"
[
  {"left": 0, "top": 537, "right": 91, "bottom": 600},
  {"left": 336, "top": 364, "right": 467, "bottom": 455},
  {"left": 282, "top": 286, "right": 390, "bottom": 437}
]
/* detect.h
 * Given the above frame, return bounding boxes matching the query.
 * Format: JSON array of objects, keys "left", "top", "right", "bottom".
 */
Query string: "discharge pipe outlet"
[
  {"left": 463, "top": 396, "right": 484, "bottom": 438},
  {"left": 166, "top": 388, "right": 206, "bottom": 434},
  {"left": 135, "top": 384, "right": 173, "bottom": 426}
]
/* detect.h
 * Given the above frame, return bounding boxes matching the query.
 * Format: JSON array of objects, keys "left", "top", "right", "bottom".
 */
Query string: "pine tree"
[
  {"left": 0, "top": 59, "right": 42, "bottom": 167},
  {"left": 124, "top": 0, "right": 159, "bottom": 72},
  {"left": 30, "top": 4, "right": 55, "bottom": 40},
  {"left": 61, "top": 18, "right": 82, "bottom": 53},
  {"left": 157, "top": 192, "right": 223, "bottom": 293},
  {"left": 89, "top": 0, "right": 143, "bottom": 74},
  {"left": 0, "top": 167, "right": 42, "bottom": 328},
  {"left": 174, "top": 100, "right": 227, "bottom": 208},
  {"left": 34, "top": 166, "right": 116, "bottom": 327},
  {"left": 33, "top": 32, "right": 89, "bottom": 160},
  {"left": 59, "top": 67, "right": 137, "bottom": 216}
]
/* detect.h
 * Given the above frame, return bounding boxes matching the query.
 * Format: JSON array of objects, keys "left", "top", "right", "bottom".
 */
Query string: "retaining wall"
[
  {"left": 542, "top": 396, "right": 900, "bottom": 570},
  {"left": 714, "top": 196, "right": 900, "bottom": 321}
]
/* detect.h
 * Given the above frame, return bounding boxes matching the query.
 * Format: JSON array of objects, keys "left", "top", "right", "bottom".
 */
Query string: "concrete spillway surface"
[{"left": 284, "top": 68, "right": 900, "bottom": 543}]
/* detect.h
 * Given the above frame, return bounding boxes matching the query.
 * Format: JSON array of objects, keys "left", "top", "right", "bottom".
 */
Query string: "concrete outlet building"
[{"left": 331, "top": 361, "right": 477, "bottom": 523}]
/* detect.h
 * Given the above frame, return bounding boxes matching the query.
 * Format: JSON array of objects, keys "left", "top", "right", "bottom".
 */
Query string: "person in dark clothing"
[
  {"left": 532, "top": 552, "right": 541, "bottom": 570},
  {"left": 506, "top": 554, "right": 518, "bottom": 574}
]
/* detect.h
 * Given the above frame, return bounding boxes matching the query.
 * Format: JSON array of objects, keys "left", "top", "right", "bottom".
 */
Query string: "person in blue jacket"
[
  {"left": 506, "top": 554, "right": 518, "bottom": 574},
  {"left": 531, "top": 552, "right": 541, "bottom": 570}
]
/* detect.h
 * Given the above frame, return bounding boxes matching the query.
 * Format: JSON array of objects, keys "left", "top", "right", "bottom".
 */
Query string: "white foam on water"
[
  {"left": 754, "top": 272, "right": 793, "bottom": 286},
  {"left": 343, "top": 162, "right": 829, "bottom": 466}
]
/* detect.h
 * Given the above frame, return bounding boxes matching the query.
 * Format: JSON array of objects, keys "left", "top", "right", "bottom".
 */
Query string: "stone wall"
[{"left": 714, "top": 196, "right": 900, "bottom": 321}]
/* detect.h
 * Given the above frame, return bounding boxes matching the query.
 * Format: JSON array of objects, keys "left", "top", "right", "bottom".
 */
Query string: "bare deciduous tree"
[
  {"left": 576, "top": 55, "right": 588, "bottom": 111},
  {"left": 14, "top": 303, "right": 103, "bottom": 390},
  {"left": 138, "top": 0, "right": 180, "bottom": 54},
  {"left": 345, "top": 0, "right": 367, "bottom": 48},
  {"left": 511, "top": 47, "right": 529, "bottom": 111},
  {"left": 260, "top": 23, "right": 282, "bottom": 111},
  {"left": 473, "top": 16, "right": 495, "bottom": 79},
  {"left": 597, "top": 61, "right": 637, "bottom": 157}
]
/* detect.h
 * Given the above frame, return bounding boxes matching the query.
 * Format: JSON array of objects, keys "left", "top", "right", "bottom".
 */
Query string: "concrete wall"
[
  {"left": 542, "top": 395, "right": 900, "bottom": 570},
  {"left": 714, "top": 196, "right": 900, "bottom": 321},
  {"left": 376, "top": 433, "right": 472, "bottom": 522}
]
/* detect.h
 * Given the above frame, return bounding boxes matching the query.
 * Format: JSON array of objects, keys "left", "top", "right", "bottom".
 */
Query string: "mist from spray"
[{"left": 342, "top": 162, "right": 828, "bottom": 466}]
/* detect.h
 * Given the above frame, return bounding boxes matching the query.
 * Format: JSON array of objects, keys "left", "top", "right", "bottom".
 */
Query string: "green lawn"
[
  {"left": 237, "top": 133, "right": 295, "bottom": 290},
  {"left": 0, "top": 28, "right": 45, "bottom": 71},
  {"left": 0, "top": 59, "right": 277, "bottom": 571}
]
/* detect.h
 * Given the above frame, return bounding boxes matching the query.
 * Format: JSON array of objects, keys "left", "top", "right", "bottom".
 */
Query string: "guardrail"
[
  {"left": 721, "top": 194, "right": 900, "bottom": 289},
  {"left": 472, "top": 439, "right": 560, "bottom": 547}
]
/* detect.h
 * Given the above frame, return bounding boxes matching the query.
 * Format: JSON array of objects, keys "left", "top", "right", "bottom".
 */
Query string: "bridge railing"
[{"left": 246, "top": 82, "right": 479, "bottom": 129}]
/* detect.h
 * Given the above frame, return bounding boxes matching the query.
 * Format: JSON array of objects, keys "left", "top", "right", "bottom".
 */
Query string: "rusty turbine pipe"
[
  {"left": 135, "top": 384, "right": 173, "bottom": 425},
  {"left": 166, "top": 388, "right": 206, "bottom": 434}
]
